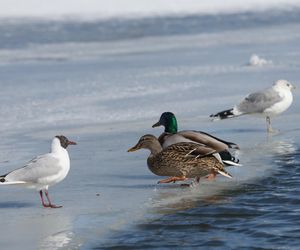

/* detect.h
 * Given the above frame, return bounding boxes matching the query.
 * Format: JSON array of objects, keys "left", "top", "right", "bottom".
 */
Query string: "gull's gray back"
[
  {"left": 5, "top": 154, "right": 61, "bottom": 183},
  {"left": 237, "top": 88, "right": 282, "bottom": 114}
]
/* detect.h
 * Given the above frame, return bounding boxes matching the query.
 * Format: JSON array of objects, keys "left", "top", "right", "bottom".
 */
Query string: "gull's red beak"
[{"left": 68, "top": 140, "right": 77, "bottom": 145}]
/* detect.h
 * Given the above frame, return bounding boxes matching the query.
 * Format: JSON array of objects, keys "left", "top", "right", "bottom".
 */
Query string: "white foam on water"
[{"left": 248, "top": 54, "right": 273, "bottom": 66}]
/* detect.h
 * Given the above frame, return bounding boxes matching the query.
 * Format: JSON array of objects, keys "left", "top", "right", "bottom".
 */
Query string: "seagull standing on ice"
[
  {"left": 0, "top": 135, "right": 77, "bottom": 208},
  {"left": 210, "top": 80, "right": 295, "bottom": 133}
]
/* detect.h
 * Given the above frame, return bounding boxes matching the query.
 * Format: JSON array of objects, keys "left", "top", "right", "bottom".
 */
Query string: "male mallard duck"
[
  {"left": 152, "top": 112, "right": 240, "bottom": 167},
  {"left": 128, "top": 134, "right": 232, "bottom": 184}
]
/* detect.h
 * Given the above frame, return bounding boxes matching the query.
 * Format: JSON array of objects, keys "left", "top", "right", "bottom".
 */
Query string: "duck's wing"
[
  {"left": 158, "top": 132, "right": 241, "bottom": 165},
  {"left": 157, "top": 132, "right": 171, "bottom": 146},
  {"left": 3, "top": 154, "right": 61, "bottom": 183},
  {"left": 164, "top": 140, "right": 241, "bottom": 166},
  {"left": 158, "top": 132, "right": 203, "bottom": 148},
  {"left": 177, "top": 130, "right": 239, "bottom": 150},
  {"left": 161, "top": 142, "right": 233, "bottom": 178},
  {"left": 164, "top": 142, "right": 217, "bottom": 158}
]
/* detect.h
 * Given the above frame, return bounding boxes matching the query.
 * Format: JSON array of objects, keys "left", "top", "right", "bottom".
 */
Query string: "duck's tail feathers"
[
  {"left": 210, "top": 108, "right": 236, "bottom": 121},
  {"left": 212, "top": 152, "right": 242, "bottom": 166},
  {"left": 198, "top": 131, "right": 240, "bottom": 150},
  {"left": 222, "top": 160, "right": 242, "bottom": 167},
  {"left": 217, "top": 169, "right": 232, "bottom": 179},
  {"left": 219, "top": 151, "right": 241, "bottom": 166},
  {"left": 226, "top": 142, "right": 240, "bottom": 150}
]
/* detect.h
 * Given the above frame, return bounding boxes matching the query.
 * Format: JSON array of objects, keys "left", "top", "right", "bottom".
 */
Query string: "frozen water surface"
[{"left": 0, "top": 8, "right": 299, "bottom": 250}]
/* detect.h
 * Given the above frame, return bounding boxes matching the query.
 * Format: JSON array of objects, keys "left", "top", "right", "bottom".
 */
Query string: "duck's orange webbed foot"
[
  {"left": 158, "top": 176, "right": 188, "bottom": 184},
  {"left": 206, "top": 170, "right": 217, "bottom": 180}
]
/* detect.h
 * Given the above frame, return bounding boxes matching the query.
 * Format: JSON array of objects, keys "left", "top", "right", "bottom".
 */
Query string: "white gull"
[
  {"left": 210, "top": 80, "right": 295, "bottom": 133},
  {"left": 0, "top": 135, "right": 77, "bottom": 208}
]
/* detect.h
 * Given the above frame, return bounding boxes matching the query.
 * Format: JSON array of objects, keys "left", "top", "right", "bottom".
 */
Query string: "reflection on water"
[
  {"left": 39, "top": 230, "right": 79, "bottom": 250},
  {"left": 149, "top": 182, "right": 236, "bottom": 215},
  {"left": 0, "top": 209, "right": 74, "bottom": 250},
  {"left": 35, "top": 214, "right": 73, "bottom": 250},
  {"left": 267, "top": 137, "right": 296, "bottom": 156},
  {"left": 0, "top": 201, "right": 33, "bottom": 209}
]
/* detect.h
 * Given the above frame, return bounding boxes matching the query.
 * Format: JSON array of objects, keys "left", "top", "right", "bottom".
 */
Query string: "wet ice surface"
[
  {"left": 0, "top": 11, "right": 300, "bottom": 250},
  {"left": 2, "top": 119, "right": 300, "bottom": 249}
]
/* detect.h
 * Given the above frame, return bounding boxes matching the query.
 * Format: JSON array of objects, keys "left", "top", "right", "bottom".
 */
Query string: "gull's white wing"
[{"left": 4, "top": 154, "right": 61, "bottom": 183}]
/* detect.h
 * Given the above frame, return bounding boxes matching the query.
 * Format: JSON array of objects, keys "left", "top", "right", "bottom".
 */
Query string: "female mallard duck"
[
  {"left": 128, "top": 134, "right": 232, "bottom": 184},
  {"left": 152, "top": 112, "right": 240, "bottom": 167}
]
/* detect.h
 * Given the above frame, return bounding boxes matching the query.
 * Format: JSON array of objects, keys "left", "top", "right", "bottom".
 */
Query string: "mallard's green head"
[
  {"left": 152, "top": 112, "right": 178, "bottom": 134},
  {"left": 128, "top": 134, "right": 162, "bottom": 155}
]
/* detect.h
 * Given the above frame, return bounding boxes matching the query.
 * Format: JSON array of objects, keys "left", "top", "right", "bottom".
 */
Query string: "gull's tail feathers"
[
  {"left": 0, "top": 181, "right": 27, "bottom": 185},
  {"left": 0, "top": 174, "right": 26, "bottom": 185},
  {"left": 0, "top": 174, "right": 6, "bottom": 183},
  {"left": 210, "top": 108, "right": 238, "bottom": 121}
]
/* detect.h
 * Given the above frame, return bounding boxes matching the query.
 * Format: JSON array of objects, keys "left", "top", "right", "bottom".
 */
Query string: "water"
[
  {"left": 0, "top": 5, "right": 300, "bottom": 250},
  {"left": 1, "top": 10, "right": 300, "bottom": 50}
]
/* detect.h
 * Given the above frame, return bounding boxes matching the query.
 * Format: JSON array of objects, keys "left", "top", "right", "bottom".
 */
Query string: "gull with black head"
[{"left": 0, "top": 135, "right": 77, "bottom": 208}]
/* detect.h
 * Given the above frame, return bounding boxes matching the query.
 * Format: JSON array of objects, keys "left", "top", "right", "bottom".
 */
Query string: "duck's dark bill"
[{"left": 152, "top": 121, "right": 161, "bottom": 128}]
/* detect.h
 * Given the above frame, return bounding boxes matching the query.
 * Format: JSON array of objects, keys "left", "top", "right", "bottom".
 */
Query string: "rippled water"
[{"left": 97, "top": 137, "right": 300, "bottom": 249}]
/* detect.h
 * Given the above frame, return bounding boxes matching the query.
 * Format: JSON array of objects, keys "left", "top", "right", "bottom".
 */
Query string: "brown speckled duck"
[{"left": 128, "top": 134, "right": 232, "bottom": 184}]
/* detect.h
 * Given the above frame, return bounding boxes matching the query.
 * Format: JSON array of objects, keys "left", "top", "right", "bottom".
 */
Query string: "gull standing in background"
[
  {"left": 0, "top": 135, "right": 77, "bottom": 208},
  {"left": 210, "top": 80, "right": 295, "bottom": 133}
]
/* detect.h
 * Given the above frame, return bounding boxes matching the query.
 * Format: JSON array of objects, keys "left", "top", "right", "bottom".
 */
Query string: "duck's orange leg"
[
  {"left": 181, "top": 177, "right": 200, "bottom": 187},
  {"left": 158, "top": 176, "right": 188, "bottom": 184},
  {"left": 206, "top": 169, "right": 217, "bottom": 180}
]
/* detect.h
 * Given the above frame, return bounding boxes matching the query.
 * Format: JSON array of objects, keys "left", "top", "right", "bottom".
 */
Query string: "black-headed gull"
[
  {"left": 0, "top": 135, "right": 76, "bottom": 208},
  {"left": 210, "top": 80, "right": 295, "bottom": 133}
]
